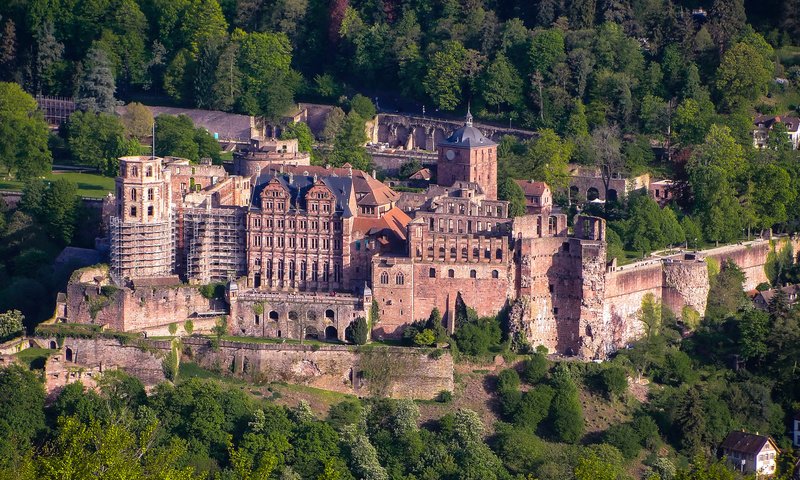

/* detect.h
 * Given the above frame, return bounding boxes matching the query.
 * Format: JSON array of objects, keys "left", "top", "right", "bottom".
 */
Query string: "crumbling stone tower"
[{"left": 110, "top": 156, "right": 175, "bottom": 281}]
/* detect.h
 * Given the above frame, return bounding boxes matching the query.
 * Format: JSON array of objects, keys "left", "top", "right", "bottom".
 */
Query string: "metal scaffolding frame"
[
  {"left": 110, "top": 215, "right": 176, "bottom": 283},
  {"left": 182, "top": 207, "right": 246, "bottom": 284}
]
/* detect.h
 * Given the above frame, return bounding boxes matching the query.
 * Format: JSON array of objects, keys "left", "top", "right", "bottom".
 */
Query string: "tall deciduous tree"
[
  {"left": 0, "top": 82, "right": 52, "bottom": 180},
  {"left": 549, "top": 366, "right": 584, "bottom": 443},
  {"left": 64, "top": 110, "right": 138, "bottom": 175},
  {"left": 423, "top": 41, "right": 467, "bottom": 111},
  {"left": 330, "top": 112, "right": 370, "bottom": 171},
  {"left": 481, "top": 53, "right": 523, "bottom": 112},
  {"left": 238, "top": 31, "right": 298, "bottom": 119},
  {"left": 45, "top": 178, "right": 79, "bottom": 244},
  {"left": 523, "top": 129, "right": 572, "bottom": 191},
  {"left": 715, "top": 42, "right": 772, "bottom": 111}
]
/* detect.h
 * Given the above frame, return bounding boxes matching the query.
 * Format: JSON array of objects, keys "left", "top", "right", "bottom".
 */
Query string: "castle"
[{"left": 66, "top": 113, "right": 783, "bottom": 359}]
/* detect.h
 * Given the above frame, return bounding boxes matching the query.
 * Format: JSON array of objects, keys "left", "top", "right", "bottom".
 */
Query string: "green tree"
[
  {"left": 514, "top": 385, "right": 554, "bottom": 429},
  {"left": 600, "top": 366, "right": 628, "bottom": 400},
  {"left": 0, "top": 364, "right": 46, "bottom": 447},
  {"left": 238, "top": 31, "right": 298, "bottom": 120},
  {"left": 0, "top": 82, "right": 52, "bottom": 180},
  {"left": 521, "top": 353, "right": 549, "bottom": 384},
  {"left": 497, "top": 177, "right": 526, "bottom": 217},
  {"left": 674, "top": 98, "right": 715, "bottom": 146},
  {"left": 423, "top": 41, "right": 467, "bottom": 111},
  {"left": 64, "top": 110, "right": 138, "bottom": 175},
  {"left": 348, "top": 94, "right": 376, "bottom": 120},
  {"left": 705, "top": 260, "right": 746, "bottom": 323},
  {"left": 767, "top": 121, "right": 793, "bottom": 152},
  {"left": 715, "top": 42, "right": 772, "bottom": 111},
  {"left": 548, "top": 366, "right": 584, "bottom": 443},
  {"left": 330, "top": 112, "right": 370, "bottom": 171},
  {"left": 349, "top": 317, "right": 369, "bottom": 345},
  {"left": 529, "top": 29, "right": 565, "bottom": 78},
  {"left": 521, "top": 129, "right": 572, "bottom": 191},
  {"left": 347, "top": 434, "right": 387, "bottom": 480},
  {"left": 737, "top": 308, "right": 770, "bottom": 364},
  {"left": 122, "top": 102, "right": 154, "bottom": 141},
  {"left": 574, "top": 447, "right": 625, "bottom": 480},
  {"left": 481, "top": 53, "right": 522, "bottom": 112},
  {"left": 76, "top": 44, "right": 117, "bottom": 113},
  {"left": 281, "top": 122, "right": 313, "bottom": 153},
  {"left": 688, "top": 125, "right": 745, "bottom": 244},
  {"left": 155, "top": 114, "right": 220, "bottom": 163},
  {"left": 320, "top": 107, "right": 345, "bottom": 143},
  {"left": 44, "top": 178, "right": 78, "bottom": 244},
  {"left": 0, "top": 310, "right": 23, "bottom": 341}
]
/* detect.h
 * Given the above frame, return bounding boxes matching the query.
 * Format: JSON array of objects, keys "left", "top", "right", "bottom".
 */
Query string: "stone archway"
[
  {"left": 587, "top": 187, "right": 600, "bottom": 201},
  {"left": 65, "top": 347, "right": 73, "bottom": 362},
  {"left": 325, "top": 326, "right": 338, "bottom": 340}
]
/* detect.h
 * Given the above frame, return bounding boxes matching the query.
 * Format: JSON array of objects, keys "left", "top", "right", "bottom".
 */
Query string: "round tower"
[{"left": 110, "top": 156, "right": 175, "bottom": 281}]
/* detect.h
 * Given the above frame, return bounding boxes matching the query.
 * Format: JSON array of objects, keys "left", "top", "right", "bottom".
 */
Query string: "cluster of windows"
[
  {"left": 427, "top": 268, "right": 499, "bottom": 279},
  {"left": 254, "top": 259, "right": 342, "bottom": 284},
  {"left": 420, "top": 244, "right": 503, "bottom": 261},
  {"left": 252, "top": 217, "right": 339, "bottom": 232},
  {"left": 379, "top": 272, "right": 405, "bottom": 285},
  {"left": 443, "top": 202, "right": 504, "bottom": 218},
  {"left": 428, "top": 217, "right": 505, "bottom": 234}
]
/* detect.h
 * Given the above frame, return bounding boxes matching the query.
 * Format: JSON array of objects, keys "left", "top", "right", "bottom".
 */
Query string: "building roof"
[
  {"left": 754, "top": 114, "right": 800, "bottom": 133},
  {"left": 755, "top": 284, "right": 800, "bottom": 305},
  {"left": 438, "top": 109, "right": 497, "bottom": 148},
  {"left": 353, "top": 207, "right": 411, "bottom": 242},
  {"left": 251, "top": 172, "right": 355, "bottom": 217},
  {"left": 720, "top": 431, "right": 777, "bottom": 455},
  {"left": 409, "top": 168, "right": 432, "bottom": 181},
  {"left": 262, "top": 164, "right": 399, "bottom": 208},
  {"left": 515, "top": 180, "right": 549, "bottom": 197}
]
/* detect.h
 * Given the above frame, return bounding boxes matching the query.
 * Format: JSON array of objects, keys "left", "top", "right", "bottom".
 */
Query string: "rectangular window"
[{"left": 253, "top": 235, "right": 261, "bottom": 247}]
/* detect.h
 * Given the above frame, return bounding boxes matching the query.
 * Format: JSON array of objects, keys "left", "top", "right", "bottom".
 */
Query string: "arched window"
[
  {"left": 448, "top": 269, "right": 455, "bottom": 278},
  {"left": 450, "top": 247, "right": 456, "bottom": 257},
  {"left": 492, "top": 270, "right": 499, "bottom": 279},
  {"left": 470, "top": 270, "right": 477, "bottom": 279},
  {"left": 380, "top": 271, "right": 389, "bottom": 284},
  {"left": 473, "top": 247, "right": 479, "bottom": 258},
  {"left": 461, "top": 247, "right": 468, "bottom": 259},
  {"left": 496, "top": 249, "right": 503, "bottom": 260},
  {"left": 429, "top": 268, "right": 436, "bottom": 278},
  {"left": 439, "top": 246, "right": 445, "bottom": 258},
  {"left": 484, "top": 248, "right": 491, "bottom": 259},
  {"left": 396, "top": 273, "right": 404, "bottom": 285}
]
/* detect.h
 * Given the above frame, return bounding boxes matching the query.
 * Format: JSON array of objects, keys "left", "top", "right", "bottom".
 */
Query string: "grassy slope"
[{"left": 0, "top": 172, "right": 114, "bottom": 198}]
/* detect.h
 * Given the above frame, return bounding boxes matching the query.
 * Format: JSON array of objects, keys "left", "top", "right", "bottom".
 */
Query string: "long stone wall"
[
  {"left": 154, "top": 338, "right": 453, "bottom": 400},
  {"left": 598, "top": 237, "right": 800, "bottom": 351}
]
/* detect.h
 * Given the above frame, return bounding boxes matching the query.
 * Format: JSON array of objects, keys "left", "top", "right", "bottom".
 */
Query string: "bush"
[
  {"left": 514, "top": 385, "right": 554, "bottom": 430},
  {"left": 600, "top": 366, "right": 628, "bottom": 399},
  {"left": 604, "top": 423, "right": 641, "bottom": 459},
  {"left": 438, "top": 390, "right": 453, "bottom": 403},
  {"left": 548, "top": 367, "right": 584, "bottom": 443},
  {"left": 496, "top": 368, "right": 521, "bottom": 394},
  {"left": 522, "top": 353, "right": 549, "bottom": 384},
  {"left": 632, "top": 415, "right": 660, "bottom": 449},
  {"left": 199, "top": 282, "right": 225, "bottom": 300},
  {"left": 414, "top": 328, "right": 436, "bottom": 346},
  {"left": 453, "top": 316, "right": 502, "bottom": 356},
  {"left": 348, "top": 317, "right": 369, "bottom": 345}
]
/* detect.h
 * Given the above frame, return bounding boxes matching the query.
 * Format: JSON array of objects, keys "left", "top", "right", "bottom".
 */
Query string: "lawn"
[
  {"left": 14, "top": 347, "right": 53, "bottom": 370},
  {"left": 0, "top": 171, "right": 115, "bottom": 198}
]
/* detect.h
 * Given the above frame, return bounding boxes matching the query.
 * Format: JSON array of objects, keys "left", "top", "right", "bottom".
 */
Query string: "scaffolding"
[
  {"left": 35, "top": 96, "right": 76, "bottom": 126},
  {"left": 110, "top": 215, "right": 176, "bottom": 283},
  {"left": 182, "top": 206, "right": 246, "bottom": 284}
]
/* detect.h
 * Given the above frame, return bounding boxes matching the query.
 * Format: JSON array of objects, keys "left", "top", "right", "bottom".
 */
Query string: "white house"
[
  {"left": 753, "top": 115, "right": 800, "bottom": 150},
  {"left": 720, "top": 431, "right": 779, "bottom": 477}
]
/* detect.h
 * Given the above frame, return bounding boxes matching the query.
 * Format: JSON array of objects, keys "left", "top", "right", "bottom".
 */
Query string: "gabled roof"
[
  {"left": 352, "top": 207, "right": 412, "bottom": 252},
  {"left": 409, "top": 168, "right": 432, "bottom": 181},
  {"left": 720, "top": 431, "right": 777, "bottom": 455},
  {"left": 515, "top": 180, "right": 549, "bottom": 197},
  {"left": 261, "top": 164, "right": 399, "bottom": 207},
  {"left": 251, "top": 172, "right": 355, "bottom": 217},
  {"left": 754, "top": 114, "right": 800, "bottom": 133}
]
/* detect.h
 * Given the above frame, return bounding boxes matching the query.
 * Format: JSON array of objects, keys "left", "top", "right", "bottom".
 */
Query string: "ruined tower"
[
  {"left": 436, "top": 108, "right": 498, "bottom": 199},
  {"left": 110, "top": 156, "right": 175, "bottom": 281}
]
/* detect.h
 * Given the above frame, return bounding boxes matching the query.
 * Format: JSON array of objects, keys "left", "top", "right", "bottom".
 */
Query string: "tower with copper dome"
[{"left": 436, "top": 108, "right": 498, "bottom": 199}]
